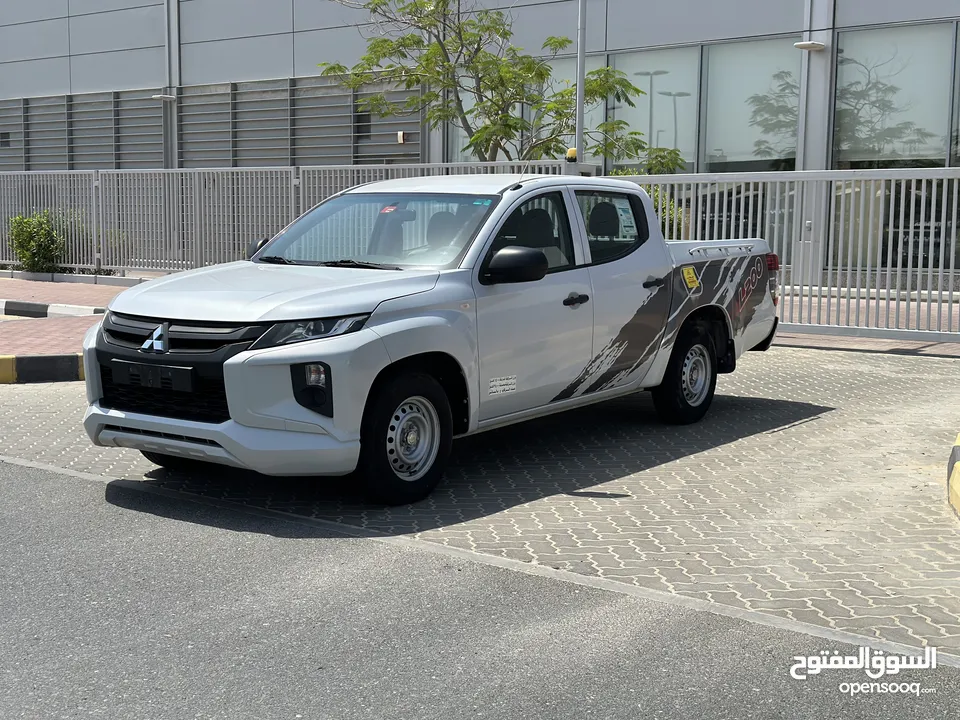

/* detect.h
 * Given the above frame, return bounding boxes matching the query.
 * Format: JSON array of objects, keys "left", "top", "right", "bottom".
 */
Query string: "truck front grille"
[
  {"left": 99, "top": 365, "right": 231, "bottom": 424},
  {"left": 95, "top": 312, "right": 271, "bottom": 424}
]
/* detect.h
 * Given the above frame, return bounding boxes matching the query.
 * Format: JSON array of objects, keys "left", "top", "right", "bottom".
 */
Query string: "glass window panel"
[
  {"left": 834, "top": 24, "right": 954, "bottom": 169},
  {"left": 611, "top": 47, "right": 700, "bottom": 171},
  {"left": 702, "top": 37, "right": 801, "bottom": 172},
  {"left": 952, "top": 25, "right": 960, "bottom": 168}
]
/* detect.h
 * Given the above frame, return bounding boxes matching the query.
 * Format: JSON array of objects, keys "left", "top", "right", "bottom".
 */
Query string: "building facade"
[{"left": 0, "top": 0, "right": 958, "bottom": 173}]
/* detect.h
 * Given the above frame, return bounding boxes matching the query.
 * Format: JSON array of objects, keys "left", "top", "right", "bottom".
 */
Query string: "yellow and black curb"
[
  {"left": 948, "top": 434, "right": 960, "bottom": 520},
  {"left": 0, "top": 354, "right": 85, "bottom": 384}
]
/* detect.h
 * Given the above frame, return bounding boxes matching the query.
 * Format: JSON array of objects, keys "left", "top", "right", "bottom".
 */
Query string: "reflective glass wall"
[{"left": 833, "top": 23, "right": 958, "bottom": 169}]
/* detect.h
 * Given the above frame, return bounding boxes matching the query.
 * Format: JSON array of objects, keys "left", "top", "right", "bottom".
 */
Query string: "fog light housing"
[
  {"left": 305, "top": 363, "right": 327, "bottom": 388},
  {"left": 291, "top": 362, "right": 333, "bottom": 417}
]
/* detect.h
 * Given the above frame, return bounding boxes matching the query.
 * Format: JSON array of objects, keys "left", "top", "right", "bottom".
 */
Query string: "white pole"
[{"left": 574, "top": 0, "right": 586, "bottom": 165}]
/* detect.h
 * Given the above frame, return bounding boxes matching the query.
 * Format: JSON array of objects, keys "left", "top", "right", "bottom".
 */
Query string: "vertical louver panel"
[
  {"left": 116, "top": 89, "right": 164, "bottom": 169},
  {"left": 234, "top": 79, "right": 290, "bottom": 167},
  {"left": 70, "top": 92, "right": 115, "bottom": 170},
  {"left": 178, "top": 83, "right": 232, "bottom": 168},
  {"left": 292, "top": 76, "right": 353, "bottom": 166},
  {"left": 25, "top": 96, "right": 68, "bottom": 170},
  {"left": 354, "top": 84, "right": 422, "bottom": 165},
  {"left": 0, "top": 99, "right": 25, "bottom": 171}
]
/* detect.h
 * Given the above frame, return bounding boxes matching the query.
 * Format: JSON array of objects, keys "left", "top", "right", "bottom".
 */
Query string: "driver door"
[{"left": 473, "top": 190, "right": 594, "bottom": 421}]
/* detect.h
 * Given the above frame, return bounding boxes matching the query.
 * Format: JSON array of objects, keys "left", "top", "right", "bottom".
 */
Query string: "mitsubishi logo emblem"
[{"left": 140, "top": 323, "right": 169, "bottom": 353}]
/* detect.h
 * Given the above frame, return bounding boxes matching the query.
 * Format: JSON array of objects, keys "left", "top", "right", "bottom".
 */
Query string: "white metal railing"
[
  {"left": 2, "top": 163, "right": 960, "bottom": 341},
  {"left": 630, "top": 168, "right": 960, "bottom": 341}
]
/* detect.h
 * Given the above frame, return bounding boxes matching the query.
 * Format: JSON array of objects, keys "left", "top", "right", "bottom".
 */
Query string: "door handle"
[
  {"left": 563, "top": 292, "right": 590, "bottom": 307},
  {"left": 643, "top": 277, "right": 666, "bottom": 289}
]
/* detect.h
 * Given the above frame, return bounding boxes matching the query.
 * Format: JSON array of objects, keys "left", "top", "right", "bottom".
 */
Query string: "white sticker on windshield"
[
  {"left": 612, "top": 197, "right": 637, "bottom": 237},
  {"left": 488, "top": 375, "right": 517, "bottom": 396}
]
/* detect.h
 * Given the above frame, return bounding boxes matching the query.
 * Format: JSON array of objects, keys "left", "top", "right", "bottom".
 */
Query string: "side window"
[
  {"left": 487, "top": 192, "right": 575, "bottom": 271},
  {"left": 576, "top": 191, "right": 650, "bottom": 265}
]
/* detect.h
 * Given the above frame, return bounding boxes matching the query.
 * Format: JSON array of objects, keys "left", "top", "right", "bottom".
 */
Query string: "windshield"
[{"left": 255, "top": 192, "right": 500, "bottom": 269}]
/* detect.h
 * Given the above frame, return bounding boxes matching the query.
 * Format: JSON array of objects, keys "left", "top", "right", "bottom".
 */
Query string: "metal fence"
[
  {"left": 3, "top": 164, "right": 960, "bottom": 341},
  {"left": 0, "top": 161, "right": 572, "bottom": 272},
  {"left": 631, "top": 168, "right": 960, "bottom": 342}
]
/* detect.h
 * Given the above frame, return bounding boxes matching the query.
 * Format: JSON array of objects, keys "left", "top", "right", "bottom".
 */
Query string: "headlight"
[{"left": 251, "top": 315, "right": 369, "bottom": 350}]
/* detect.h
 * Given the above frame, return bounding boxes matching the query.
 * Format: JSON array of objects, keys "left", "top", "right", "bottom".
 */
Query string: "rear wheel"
[
  {"left": 140, "top": 451, "right": 207, "bottom": 473},
  {"left": 652, "top": 322, "right": 718, "bottom": 425},
  {"left": 358, "top": 372, "right": 452, "bottom": 505}
]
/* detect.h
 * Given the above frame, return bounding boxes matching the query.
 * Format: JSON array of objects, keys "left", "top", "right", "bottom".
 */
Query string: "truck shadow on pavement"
[{"left": 104, "top": 392, "right": 833, "bottom": 537}]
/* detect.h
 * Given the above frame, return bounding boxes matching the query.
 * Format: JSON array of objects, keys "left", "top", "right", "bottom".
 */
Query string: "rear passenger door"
[{"left": 555, "top": 189, "right": 673, "bottom": 400}]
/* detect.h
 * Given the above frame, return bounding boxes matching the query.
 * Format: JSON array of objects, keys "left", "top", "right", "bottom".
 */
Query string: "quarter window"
[{"left": 576, "top": 191, "right": 649, "bottom": 264}]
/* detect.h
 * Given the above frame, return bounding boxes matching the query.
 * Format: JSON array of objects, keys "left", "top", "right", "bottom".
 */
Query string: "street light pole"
[
  {"left": 574, "top": 0, "right": 586, "bottom": 165},
  {"left": 657, "top": 90, "right": 692, "bottom": 149},
  {"left": 634, "top": 70, "right": 668, "bottom": 147}
]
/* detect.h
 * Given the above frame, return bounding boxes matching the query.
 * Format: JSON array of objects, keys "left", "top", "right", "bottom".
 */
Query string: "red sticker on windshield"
[{"left": 380, "top": 206, "right": 397, "bottom": 214}]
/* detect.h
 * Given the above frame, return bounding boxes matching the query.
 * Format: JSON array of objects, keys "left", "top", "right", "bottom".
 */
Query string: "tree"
[
  {"left": 318, "top": 0, "right": 647, "bottom": 163},
  {"left": 746, "top": 51, "right": 938, "bottom": 168}
]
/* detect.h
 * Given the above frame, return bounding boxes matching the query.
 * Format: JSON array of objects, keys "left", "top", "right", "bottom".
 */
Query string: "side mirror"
[
  {"left": 483, "top": 246, "right": 549, "bottom": 285},
  {"left": 247, "top": 237, "right": 269, "bottom": 260}
]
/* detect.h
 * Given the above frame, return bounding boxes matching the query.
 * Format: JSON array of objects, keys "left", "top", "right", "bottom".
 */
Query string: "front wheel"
[
  {"left": 652, "top": 322, "right": 718, "bottom": 425},
  {"left": 358, "top": 372, "right": 453, "bottom": 505}
]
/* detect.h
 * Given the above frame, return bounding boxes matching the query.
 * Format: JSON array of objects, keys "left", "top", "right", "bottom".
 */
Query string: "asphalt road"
[{"left": 2, "top": 460, "right": 959, "bottom": 719}]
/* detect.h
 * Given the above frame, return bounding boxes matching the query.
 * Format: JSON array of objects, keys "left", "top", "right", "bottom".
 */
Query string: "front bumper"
[
  {"left": 81, "top": 316, "right": 391, "bottom": 476},
  {"left": 82, "top": 404, "right": 360, "bottom": 476}
]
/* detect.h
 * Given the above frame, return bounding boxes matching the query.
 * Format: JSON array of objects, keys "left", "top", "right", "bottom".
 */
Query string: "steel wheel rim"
[
  {"left": 682, "top": 344, "right": 711, "bottom": 407},
  {"left": 385, "top": 395, "right": 441, "bottom": 482}
]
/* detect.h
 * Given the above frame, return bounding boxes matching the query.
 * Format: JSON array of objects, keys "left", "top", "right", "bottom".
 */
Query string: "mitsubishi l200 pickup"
[{"left": 82, "top": 175, "right": 780, "bottom": 504}]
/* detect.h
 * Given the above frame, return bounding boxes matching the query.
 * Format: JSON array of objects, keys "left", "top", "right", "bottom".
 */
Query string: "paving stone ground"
[
  {"left": 0, "top": 315, "right": 99, "bottom": 355},
  {"left": 0, "top": 278, "right": 124, "bottom": 307},
  {"left": 2, "top": 346, "right": 959, "bottom": 656}
]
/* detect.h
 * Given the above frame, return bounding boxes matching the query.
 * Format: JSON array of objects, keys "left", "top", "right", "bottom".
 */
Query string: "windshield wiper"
[
  {"left": 257, "top": 255, "right": 299, "bottom": 265},
  {"left": 317, "top": 259, "right": 402, "bottom": 270}
]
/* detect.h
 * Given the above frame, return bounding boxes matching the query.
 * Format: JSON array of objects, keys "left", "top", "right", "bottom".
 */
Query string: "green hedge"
[{"left": 9, "top": 211, "right": 64, "bottom": 273}]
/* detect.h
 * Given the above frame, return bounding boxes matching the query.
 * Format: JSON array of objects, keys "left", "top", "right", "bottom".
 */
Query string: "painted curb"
[
  {"left": 0, "top": 299, "right": 106, "bottom": 318},
  {"left": 1, "top": 269, "right": 153, "bottom": 286},
  {"left": 0, "top": 354, "right": 85, "bottom": 384},
  {"left": 949, "top": 434, "right": 960, "bottom": 520}
]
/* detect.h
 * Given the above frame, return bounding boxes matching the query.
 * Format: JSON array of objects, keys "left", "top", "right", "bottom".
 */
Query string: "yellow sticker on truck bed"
[{"left": 682, "top": 266, "right": 700, "bottom": 289}]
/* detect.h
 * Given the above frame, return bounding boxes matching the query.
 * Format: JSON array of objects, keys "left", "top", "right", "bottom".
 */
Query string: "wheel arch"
[
  {"left": 363, "top": 351, "right": 470, "bottom": 436},
  {"left": 678, "top": 304, "right": 735, "bottom": 374}
]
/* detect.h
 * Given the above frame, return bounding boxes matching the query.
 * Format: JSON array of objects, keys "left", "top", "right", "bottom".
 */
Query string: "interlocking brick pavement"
[
  {"left": 0, "top": 278, "right": 124, "bottom": 307},
  {"left": 0, "top": 315, "right": 100, "bottom": 355},
  {"left": 2, "top": 347, "right": 959, "bottom": 656},
  {"left": 774, "top": 332, "right": 960, "bottom": 358}
]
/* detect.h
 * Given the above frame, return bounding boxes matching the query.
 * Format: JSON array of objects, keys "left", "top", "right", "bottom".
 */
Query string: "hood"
[{"left": 109, "top": 261, "right": 440, "bottom": 322}]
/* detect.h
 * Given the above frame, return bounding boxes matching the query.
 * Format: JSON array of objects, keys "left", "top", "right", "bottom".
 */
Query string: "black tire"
[
  {"left": 652, "top": 321, "right": 718, "bottom": 425},
  {"left": 358, "top": 372, "right": 453, "bottom": 505},
  {"left": 140, "top": 450, "right": 207, "bottom": 473}
]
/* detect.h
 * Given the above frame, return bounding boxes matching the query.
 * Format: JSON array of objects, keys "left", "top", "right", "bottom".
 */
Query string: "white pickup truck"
[{"left": 82, "top": 175, "right": 780, "bottom": 504}]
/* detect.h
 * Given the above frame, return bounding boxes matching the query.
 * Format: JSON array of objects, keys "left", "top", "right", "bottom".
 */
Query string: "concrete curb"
[
  {"left": 0, "top": 299, "right": 106, "bottom": 318},
  {"left": 0, "top": 269, "right": 157, "bottom": 287},
  {"left": 0, "top": 354, "right": 85, "bottom": 384},
  {"left": 949, "top": 434, "right": 960, "bottom": 520}
]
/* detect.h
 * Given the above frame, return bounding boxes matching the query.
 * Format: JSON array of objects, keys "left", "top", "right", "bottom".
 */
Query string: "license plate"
[{"left": 111, "top": 360, "right": 193, "bottom": 392}]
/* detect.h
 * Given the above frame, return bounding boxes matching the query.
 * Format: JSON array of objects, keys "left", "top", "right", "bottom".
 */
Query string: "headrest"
[{"left": 589, "top": 201, "right": 620, "bottom": 237}]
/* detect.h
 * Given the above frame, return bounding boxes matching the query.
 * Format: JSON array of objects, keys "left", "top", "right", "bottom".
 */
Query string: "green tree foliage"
[{"left": 319, "top": 0, "right": 647, "bottom": 162}]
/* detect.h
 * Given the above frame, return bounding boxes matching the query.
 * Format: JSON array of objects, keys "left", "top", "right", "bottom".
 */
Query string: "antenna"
[{"left": 513, "top": 153, "right": 537, "bottom": 190}]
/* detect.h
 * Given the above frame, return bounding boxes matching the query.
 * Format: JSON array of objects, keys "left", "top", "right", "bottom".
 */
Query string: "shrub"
[{"left": 9, "top": 210, "right": 64, "bottom": 273}]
